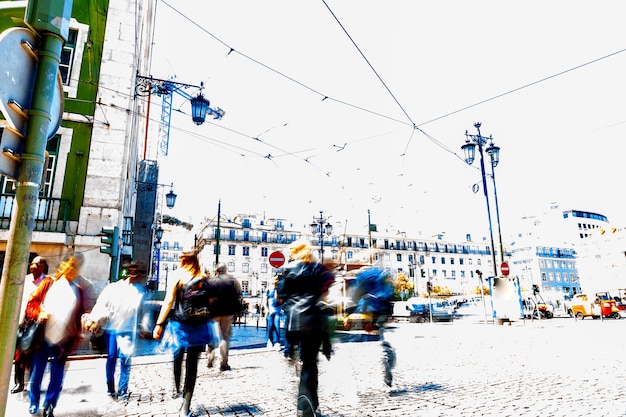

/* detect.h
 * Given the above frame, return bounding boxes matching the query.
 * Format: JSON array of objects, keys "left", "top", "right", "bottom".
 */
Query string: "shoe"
[
  {"left": 172, "top": 388, "right": 182, "bottom": 399},
  {"left": 43, "top": 404, "right": 54, "bottom": 417},
  {"left": 10, "top": 384, "right": 24, "bottom": 394},
  {"left": 29, "top": 404, "right": 39, "bottom": 415},
  {"left": 117, "top": 391, "right": 129, "bottom": 401},
  {"left": 219, "top": 364, "right": 231, "bottom": 371}
]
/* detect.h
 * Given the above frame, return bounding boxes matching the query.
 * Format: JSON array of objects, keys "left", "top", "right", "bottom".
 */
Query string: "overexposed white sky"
[{"left": 147, "top": 1, "right": 626, "bottom": 242}]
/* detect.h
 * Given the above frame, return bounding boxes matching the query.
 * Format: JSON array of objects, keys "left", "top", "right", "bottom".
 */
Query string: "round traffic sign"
[
  {"left": 269, "top": 251, "right": 286, "bottom": 268},
  {"left": 500, "top": 262, "right": 510, "bottom": 276}
]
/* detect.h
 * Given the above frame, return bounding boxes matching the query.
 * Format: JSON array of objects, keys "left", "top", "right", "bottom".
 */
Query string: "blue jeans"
[
  {"left": 29, "top": 342, "right": 67, "bottom": 409},
  {"left": 266, "top": 311, "right": 281, "bottom": 345},
  {"left": 105, "top": 331, "right": 133, "bottom": 394}
]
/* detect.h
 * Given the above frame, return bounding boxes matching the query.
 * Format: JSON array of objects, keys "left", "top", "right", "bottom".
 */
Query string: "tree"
[{"left": 393, "top": 272, "right": 415, "bottom": 300}]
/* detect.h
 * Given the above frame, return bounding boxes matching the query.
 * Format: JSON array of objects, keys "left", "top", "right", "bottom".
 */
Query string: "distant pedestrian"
[
  {"left": 11, "top": 256, "right": 51, "bottom": 395},
  {"left": 153, "top": 250, "right": 213, "bottom": 417},
  {"left": 278, "top": 240, "right": 335, "bottom": 417},
  {"left": 29, "top": 256, "right": 89, "bottom": 417},
  {"left": 263, "top": 274, "right": 282, "bottom": 349},
  {"left": 81, "top": 260, "right": 149, "bottom": 400},
  {"left": 206, "top": 262, "right": 243, "bottom": 371},
  {"left": 351, "top": 267, "right": 396, "bottom": 386}
]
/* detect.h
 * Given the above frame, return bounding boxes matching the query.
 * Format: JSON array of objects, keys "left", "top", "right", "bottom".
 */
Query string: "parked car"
[{"left": 406, "top": 297, "right": 457, "bottom": 322}]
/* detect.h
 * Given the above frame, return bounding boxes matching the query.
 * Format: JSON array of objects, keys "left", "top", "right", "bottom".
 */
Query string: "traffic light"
[
  {"left": 100, "top": 226, "right": 119, "bottom": 256},
  {"left": 427, "top": 281, "right": 433, "bottom": 293}
]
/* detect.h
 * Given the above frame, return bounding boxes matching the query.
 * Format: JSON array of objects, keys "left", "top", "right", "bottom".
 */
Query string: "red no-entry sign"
[
  {"left": 500, "top": 262, "right": 510, "bottom": 276},
  {"left": 269, "top": 251, "right": 286, "bottom": 268}
]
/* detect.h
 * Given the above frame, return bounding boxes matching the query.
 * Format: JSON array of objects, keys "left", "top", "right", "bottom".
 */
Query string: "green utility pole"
[{"left": 0, "top": 2, "right": 71, "bottom": 415}]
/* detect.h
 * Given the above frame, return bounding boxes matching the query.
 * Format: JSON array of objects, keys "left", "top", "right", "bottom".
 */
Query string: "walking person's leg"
[
  {"left": 219, "top": 316, "right": 233, "bottom": 370},
  {"left": 117, "top": 334, "right": 133, "bottom": 399},
  {"left": 297, "top": 331, "right": 322, "bottom": 417},
  {"left": 173, "top": 348, "right": 184, "bottom": 397},
  {"left": 104, "top": 331, "right": 118, "bottom": 397},
  {"left": 180, "top": 345, "right": 202, "bottom": 417},
  {"left": 28, "top": 347, "right": 48, "bottom": 414}
]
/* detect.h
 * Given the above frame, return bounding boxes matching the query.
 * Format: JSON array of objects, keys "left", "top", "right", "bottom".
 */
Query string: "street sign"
[
  {"left": 269, "top": 251, "right": 285, "bottom": 268},
  {"left": 500, "top": 262, "right": 510, "bottom": 276},
  {"left": 0, "top": 27, "right": 64, "bottom": 178}
]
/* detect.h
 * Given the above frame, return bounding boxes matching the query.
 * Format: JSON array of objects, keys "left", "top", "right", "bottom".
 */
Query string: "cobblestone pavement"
[{"left": 5, "top": 318, "right": 626, "bottom": 417}]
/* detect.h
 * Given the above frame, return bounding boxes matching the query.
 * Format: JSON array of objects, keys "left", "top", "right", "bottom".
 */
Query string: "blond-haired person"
[
  {"left": 28, "top": 256, "right": 88, "bottom": 417},
  {"left": 277, "top": 241, "right": 335, "bottom": 417}
]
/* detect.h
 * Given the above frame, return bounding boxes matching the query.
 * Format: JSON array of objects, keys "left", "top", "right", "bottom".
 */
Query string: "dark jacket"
[
  {"left": 278, "top": 261, "right": 334, "bottom": 333},
  {"left": 208, "top": 273, "right": 242, "bottom": 317}
]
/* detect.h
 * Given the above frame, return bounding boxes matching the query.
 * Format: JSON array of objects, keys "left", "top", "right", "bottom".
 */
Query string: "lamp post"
[
  {"left": 139, "top": 182, "right": 177, "bottom": 289},
  {"left": 310, "top": 211, "right": 333, "bottom": 262},
  {"left": 462, "top": 122, "right": 499, "bottom": 281},
  {"left": 485, "top": 140, "right": 505, "bottom": 264}
]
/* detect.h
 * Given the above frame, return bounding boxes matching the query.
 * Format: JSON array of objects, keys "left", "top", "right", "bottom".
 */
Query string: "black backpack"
[{"left": 172, "top": 277, "right": 212, "bottom": 324}]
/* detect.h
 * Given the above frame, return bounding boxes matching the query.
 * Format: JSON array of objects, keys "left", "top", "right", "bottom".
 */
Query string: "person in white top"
[{"left": 82, "top": 260, "right": 148, "bottom": 401}]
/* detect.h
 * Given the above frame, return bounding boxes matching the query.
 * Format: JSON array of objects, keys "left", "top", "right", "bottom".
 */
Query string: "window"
[
  {"left": 397, "top": 253, "right": 402, "bottom": 262},
  {"left": 59, "top": 29, "right": 78, "bottom": 85},
  {"left": 459, "top": 258, "right": 464, "bottom": 265},
  {"left": 261, "top": 247, "right": 268, "bottom": 257},
  {"left": 347, "top": 251, "right": 353, "bottom": 260},
  {"left": 261, "top": 263, "right": 268, "bottom": 273},
  {"left": 242, "top": 262, "right": 249, "bottom": 273},
  {"left": 431, "top": 256, "right": 436, "bottom": 264},
  {"left": 450, "top": 258, "right": 455, "bottom": 265},
  {"left": 441, "top": 257, "right": 446, "bottom": 264},
  {"left": 227, "top": 262, "right": 235, "bottom": 272},
  {"left": 228, "top": 245, "right": 235, "bottom": 256},
  {"left": 243, "top": 246, "right": 250, "bottom": 256}
]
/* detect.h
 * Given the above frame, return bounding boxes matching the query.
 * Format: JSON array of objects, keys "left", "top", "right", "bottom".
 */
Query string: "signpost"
[{"left": 269, "top": 251, "right": 285, "bottom": 268}]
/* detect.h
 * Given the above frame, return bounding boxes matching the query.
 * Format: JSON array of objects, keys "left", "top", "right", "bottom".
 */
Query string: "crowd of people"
[{"left": 10, "top": 241, "right": 396, "bottom": 417}]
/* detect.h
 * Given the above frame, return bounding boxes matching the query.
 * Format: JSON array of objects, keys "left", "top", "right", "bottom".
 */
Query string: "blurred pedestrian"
[
  {"left": 351, "top": 267, "right": 396, "bottom": 387},
  {"left": 206, "top": 262, "right": 242, "bottom": 371},
  {"left": 81, "top": 260, "right": 149, "bottom": 400},
  {"left": 153, "top": 250, "right": 213, "bottom": 417},
  {"left": 28, "top": 255, "right": 89, "bottom": 417},
  {"left": 11, "top": 256, "right": 51, "bottom": 395},
  {"left": 263, "top": 274, "right": 282, "bottom": 349},
  {"left": 278, "top": 241, "right": 335, "bottom": 417}
]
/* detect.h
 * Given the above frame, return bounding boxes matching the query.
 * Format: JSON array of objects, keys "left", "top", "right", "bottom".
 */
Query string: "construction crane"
[{"left": 135, "top": 74, "right": 225, "bottom": 157}]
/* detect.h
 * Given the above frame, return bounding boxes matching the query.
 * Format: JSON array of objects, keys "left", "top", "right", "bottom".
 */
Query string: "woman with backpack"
[{"left": 153, "top": 250, "right": 214, "bottom": 417}]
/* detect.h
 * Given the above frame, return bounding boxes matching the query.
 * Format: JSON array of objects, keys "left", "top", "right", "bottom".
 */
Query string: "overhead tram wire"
[{"left": 415, "top": 47, "right": 626, "bottom": 128}]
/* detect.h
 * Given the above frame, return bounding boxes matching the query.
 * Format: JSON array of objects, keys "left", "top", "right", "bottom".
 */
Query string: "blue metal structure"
[{"left": 135, "top": 74, "right": 225, "bottom": 156}]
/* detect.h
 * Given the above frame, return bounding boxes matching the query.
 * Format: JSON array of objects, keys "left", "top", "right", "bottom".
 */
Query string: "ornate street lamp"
[
  {"left": 190, "top": 93, "right": 210, "bottom": 125},
  {"left": 462, "top": 122, "right": 498, "bottom": 281},
  {"left": 310, "top": 211, "right": 333, "bottom": 262},
  {"left": 165, "top": 183, "right": 177, "bottom": 209}
]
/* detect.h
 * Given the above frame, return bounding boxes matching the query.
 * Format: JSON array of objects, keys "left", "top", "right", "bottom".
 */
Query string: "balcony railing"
[{"left": 0, "top": 194, "right": 71, "bottom": 233}]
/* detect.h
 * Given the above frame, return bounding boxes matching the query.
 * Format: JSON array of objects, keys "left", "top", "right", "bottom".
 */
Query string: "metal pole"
[
  {"left": 0, "top": 6, "right": 70, "bottom": 412},
  {"left": 474, "top": 123, "right": 499, "bottom": 282},
  {"left": 215, "top": 199, "right": 221, "bottom": 265},
  {"left": 319, "top": 211, "right": 324, "bottom": 262},
  {"left": 368, "top": 209, "right": 373, "bottom": 265},
  {"left": 489, "top": 153, "right": 505, "bottom": 264}
]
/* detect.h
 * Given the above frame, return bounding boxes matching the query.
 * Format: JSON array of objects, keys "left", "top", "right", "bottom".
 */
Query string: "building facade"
[{"left": 0, "top": 0, "right": 158, "bottom": 292}]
